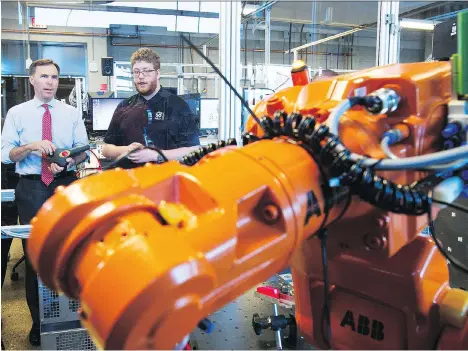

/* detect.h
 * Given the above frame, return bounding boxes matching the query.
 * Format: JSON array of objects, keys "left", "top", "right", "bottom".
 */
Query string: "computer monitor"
[
  {"left": 179, "top": 93, "right": 201, "bottom": 117},
  {"left": 200, "top": 98, "right": 219, "bottom": 136},
  {"left": 91, "top": 97, "right": 124, "bottom": 131}
]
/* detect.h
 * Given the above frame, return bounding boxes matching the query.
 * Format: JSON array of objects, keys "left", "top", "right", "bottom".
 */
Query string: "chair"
[{"left": 10, "top": 255, "right": 25, "bottom": 281}]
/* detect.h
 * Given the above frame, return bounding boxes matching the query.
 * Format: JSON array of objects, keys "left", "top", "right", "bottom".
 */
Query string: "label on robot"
[
  {"left": 340, "top": 310, "right": 385, "bottom": 341},
  {"left": 304, "top": 190, "right": 321, "bottom": 226}
]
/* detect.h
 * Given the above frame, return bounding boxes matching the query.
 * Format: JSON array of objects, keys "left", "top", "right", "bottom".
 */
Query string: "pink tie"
[{"left": 41, "top": 104, "right": 54, "bottom": 186}]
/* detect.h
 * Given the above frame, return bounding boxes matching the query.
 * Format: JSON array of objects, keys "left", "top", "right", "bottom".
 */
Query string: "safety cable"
[
  {"left": 318, "top": 229, "right": 332, "bottom": 349},
  {"left": 179, "top": 34, "right": 263, "bottom": 130}
]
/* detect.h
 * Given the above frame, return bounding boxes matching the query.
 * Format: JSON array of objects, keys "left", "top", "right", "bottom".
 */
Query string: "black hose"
[
  {"left": 179, "top": 139, "right": 238, "bottom": 166},
  {"left": 179, "top": 111, "right": 431, "bottom": 216}
]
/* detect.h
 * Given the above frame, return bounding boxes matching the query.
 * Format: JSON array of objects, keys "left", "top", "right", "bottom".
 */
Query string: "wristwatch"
[{"left": 156, "top": 153, "right": 165, "bottom": 163}]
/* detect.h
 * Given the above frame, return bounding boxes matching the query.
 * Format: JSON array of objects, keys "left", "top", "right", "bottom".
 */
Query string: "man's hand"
[
  {"left": 127, "top": 149, "right": 159, "bottom": 164},
  {"left": 30, "top": 140, "right": 56, "bottom": 155},
  {"left": 66, "top": 157, "right": 76, "bottom": 167},
  {"left": 127, "top": 142, "right": 144, "bottom": 153},
  {"left": 49, "top": 162, "right": 65, "bottom": 175}
]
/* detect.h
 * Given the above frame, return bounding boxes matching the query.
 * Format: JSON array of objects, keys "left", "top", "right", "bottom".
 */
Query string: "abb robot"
[{"left": 27, "top": 15, "right": 468, "bottom": 351}]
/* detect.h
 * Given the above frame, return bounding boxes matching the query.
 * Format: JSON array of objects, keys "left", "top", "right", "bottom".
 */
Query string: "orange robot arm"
[
  {"left": 27, "top": 61, "right": 468, "bottom": 350},
  {"left": 28, "top": 139, "right": 342, "bottom": 349}
]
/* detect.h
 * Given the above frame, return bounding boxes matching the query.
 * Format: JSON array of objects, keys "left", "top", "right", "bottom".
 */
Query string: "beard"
[{"left": 135, "top": 80, "right": 158, "bottom": 96}]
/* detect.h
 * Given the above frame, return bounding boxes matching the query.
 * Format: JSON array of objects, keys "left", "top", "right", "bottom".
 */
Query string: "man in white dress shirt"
[{"left": 1, "top": 58, "right": 89, "bottom": 346}]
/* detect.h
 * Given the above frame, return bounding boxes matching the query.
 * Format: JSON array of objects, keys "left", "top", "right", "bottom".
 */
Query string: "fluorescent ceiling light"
[
  {"left": 176, "top": 16, "right": 199, "bottom": 33},
  {"left": 243, "top": 4, "right": 258, "bottom": 16},
  {"left": 105, "top": 2, "right": 177, "bottom": 10},
  {"left": 286, "top": 27, "right": 363, "bottom": 53},
  {"left": 34, "top": 7, "right": 176, "bottom": 30},
  {"left": 199, "top": 17, "right": 219, "bottom": 34},
  {"left": 200, "top": 1, "right": 220, "bottom": 13},
  {"left": 113, "top": 12, "right": 176, "bottom": 29},
  {"left": 178, "top": 2, "right": 200, "bottom": 12},
  {"left": 400, "top": 19, "right": 438, "bottom": 31}
]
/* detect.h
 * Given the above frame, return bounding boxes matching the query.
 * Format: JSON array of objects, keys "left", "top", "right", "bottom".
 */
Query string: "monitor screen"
[
  {"left": 200, "top": 99, "right": 219, "bottom": 129},
  {"left": 91, "top": 98, "right": 124, "bottom": 131},
  {"left": 179, "top": 93, "right": 201, "bottom": 119}
]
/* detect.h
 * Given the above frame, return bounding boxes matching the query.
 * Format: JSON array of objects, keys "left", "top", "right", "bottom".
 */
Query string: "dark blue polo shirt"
[{"left": 104, "top": 88, "right": 200, "bottom": 168}]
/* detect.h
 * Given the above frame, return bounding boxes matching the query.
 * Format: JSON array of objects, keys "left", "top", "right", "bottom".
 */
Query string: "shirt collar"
[
  {"left": 34, "top": 97, "right": 57, "bottom": 108},
  {"left": 138, "top": 86, "right": 169, "bottom": 105}
]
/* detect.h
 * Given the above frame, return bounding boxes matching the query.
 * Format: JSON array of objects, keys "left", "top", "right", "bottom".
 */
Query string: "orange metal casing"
[{"left": 245, "top": 61, "right": 468, "bottom": 349}]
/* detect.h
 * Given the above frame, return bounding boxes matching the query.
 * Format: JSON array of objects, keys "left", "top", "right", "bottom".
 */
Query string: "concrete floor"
[{"left": 1, "top": 238, "right": 39, "bottom": 351}]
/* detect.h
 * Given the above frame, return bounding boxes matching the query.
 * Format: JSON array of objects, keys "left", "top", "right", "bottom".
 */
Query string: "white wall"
[
  {"left": 1, "top": 1, "right": 108, "bottom": 91},
  {"left": 2, "top": 28, "right": 108, "bottom": 92}
]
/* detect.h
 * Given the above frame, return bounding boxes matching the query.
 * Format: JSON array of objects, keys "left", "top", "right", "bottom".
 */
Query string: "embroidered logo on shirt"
[{"left": 155, "top": 111, "right": 165, "bottom": 120}]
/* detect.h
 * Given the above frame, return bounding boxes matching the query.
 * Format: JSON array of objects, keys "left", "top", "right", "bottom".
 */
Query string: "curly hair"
[
  {"left": 29, "top": 59, "right": 60, "bottom": 76},
  {"left": 130, "top": 48, "right": 161, "bottom": 71}
]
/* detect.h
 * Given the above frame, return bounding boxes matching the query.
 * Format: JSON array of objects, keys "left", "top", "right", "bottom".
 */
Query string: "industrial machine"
[{"left": 27, "top": 12, "right": 468, "bottom": 351}]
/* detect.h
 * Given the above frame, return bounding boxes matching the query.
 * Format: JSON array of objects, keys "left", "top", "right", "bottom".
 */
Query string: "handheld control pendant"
[{"left": 46, "top": 145, "right": 90, "bottom": 167}]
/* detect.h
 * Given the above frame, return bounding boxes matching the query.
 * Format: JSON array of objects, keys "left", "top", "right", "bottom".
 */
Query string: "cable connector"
[
  {"left": 382, "top": 129, "right": 403, "bottom": 145},
  {"left": 365, "top": 88, "right": 401, "bottom": 115},
  {"left": 383, "top": 124, "right": 411, "bottom": 145}
]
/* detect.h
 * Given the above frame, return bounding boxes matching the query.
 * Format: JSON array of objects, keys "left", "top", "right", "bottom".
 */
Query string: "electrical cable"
[
  {"left": 89, "top": 149, "right": 102, "bottom": 170},
  {"left": 101, "top": 145, "right": 169, "bottom": 171},
  {"left": 178, "top": 111, "right": 433, "bottom": 216},
  {"left": 262, "top": 88, "right": 276, "bottom": 94},
  {"left": 328, "top": 98, "right": 355, "bottom": 135},
  {"left": 329, "top": 97, "right": 468, "bottom": 170},
  {"left": 76, "top": 149, "right": 103, "bottom": 178},
  {"left": 363, "top": 144, "right": 468, "bottom": 170},
  {"left": 380, "top": 136, "right": 399, "bottom": 160},
  {"left": 381, "top": 136, "right": 468, "bottom": 172},
  {"left": 65, "top": 9, "right": 73, "bottom": 27},
  {"left": 318, "top": 229, "right": 332, "bottom": 349},
  {"left": 179, "top": 34, "right": 263, "bottom": 130},
  {"left": 273, "top": 76, "right": 291, "bottom": 92}
]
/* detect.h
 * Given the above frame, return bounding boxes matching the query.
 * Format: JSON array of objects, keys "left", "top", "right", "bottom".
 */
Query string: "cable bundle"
[{"left": 179, "top": 111, "right": 430, "bottom": 216}]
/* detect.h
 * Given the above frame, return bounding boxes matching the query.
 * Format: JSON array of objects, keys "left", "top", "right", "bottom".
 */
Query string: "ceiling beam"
[{"left": 26, "top": 2, "right": 219, "bottom": 18}]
